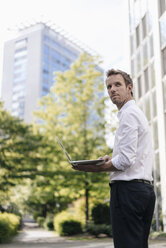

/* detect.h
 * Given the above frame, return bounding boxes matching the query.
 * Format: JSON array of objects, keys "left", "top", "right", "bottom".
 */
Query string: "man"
[{"left": 73, "top": 69, "right": 155, "bottom": 248}]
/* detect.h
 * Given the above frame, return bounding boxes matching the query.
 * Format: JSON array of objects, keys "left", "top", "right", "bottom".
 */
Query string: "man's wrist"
[{"left": 102, "top": 160, "right": 120, "bottom": 172}]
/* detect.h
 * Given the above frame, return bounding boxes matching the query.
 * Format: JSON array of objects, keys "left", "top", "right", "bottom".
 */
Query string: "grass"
[
  {"left": 150, "top": 231, "right": 166, "bottom": 239},
  {"left": 67, "top": 233, "right": 112, "bottom": 241}
]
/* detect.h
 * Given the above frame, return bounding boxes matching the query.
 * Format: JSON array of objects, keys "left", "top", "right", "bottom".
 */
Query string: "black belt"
[{"left": 110, "top": 179, "right": 152, "bottom": 185}]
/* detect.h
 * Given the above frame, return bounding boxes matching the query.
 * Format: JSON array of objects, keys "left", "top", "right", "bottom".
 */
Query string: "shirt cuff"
[{"left": 111, "top": 155, "right": 125, "bottom": 171}]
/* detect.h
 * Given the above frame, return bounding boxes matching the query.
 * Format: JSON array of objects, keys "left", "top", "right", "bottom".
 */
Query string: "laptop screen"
[{"left": 56, "top": 137, "right": 72, "bottom": 162}]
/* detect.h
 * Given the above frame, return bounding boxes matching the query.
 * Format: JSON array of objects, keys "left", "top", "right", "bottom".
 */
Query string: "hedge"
[
  {"left": 86, "top": 223, "right": 112, "bottom": 237},
  {"left": 0, "top": 212, "right": 20, "bottom": 243},
  {"left": 91, "top": 203, "right": 110, "bottom": 225},
  {"left": 36, "top": 216, "right": 45, "bottom": 227},
  {"left": 53, "top": 211, "right": 82, "bottom": 236},
  {"left": 58, "top": 220, "right": 82, "bottom": 236}
]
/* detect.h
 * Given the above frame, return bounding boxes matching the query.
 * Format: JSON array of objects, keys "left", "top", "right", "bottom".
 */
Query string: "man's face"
[{"left": 106, "top": 74, "right": 133, "bottom": 109}]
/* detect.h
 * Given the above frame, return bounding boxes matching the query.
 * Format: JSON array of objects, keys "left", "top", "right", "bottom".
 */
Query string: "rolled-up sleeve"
[{"left": 111, "top": 113, "right": 138, "bottom": 171}]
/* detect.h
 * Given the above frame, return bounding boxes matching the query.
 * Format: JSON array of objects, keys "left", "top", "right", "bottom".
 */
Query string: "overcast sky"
[{"left": 0, "top": 0, "right": 130, "bottom": 91}]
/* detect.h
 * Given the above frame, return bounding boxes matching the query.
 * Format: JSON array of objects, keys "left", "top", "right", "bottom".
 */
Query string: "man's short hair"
[{"left": 106, "top": 69, "right": 133, "bottom": 96}]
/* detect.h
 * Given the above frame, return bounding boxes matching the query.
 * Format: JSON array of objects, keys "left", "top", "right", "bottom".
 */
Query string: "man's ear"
[{"left": 128, "top": 84, "right": 133, "bottom": 92}]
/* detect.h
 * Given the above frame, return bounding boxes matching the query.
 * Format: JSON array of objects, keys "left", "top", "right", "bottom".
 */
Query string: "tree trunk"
[{"left": 85, "top": 181, "right": 89, "bottom": 226}]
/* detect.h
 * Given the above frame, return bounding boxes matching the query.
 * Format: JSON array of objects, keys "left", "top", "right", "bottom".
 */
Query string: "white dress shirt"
[{"left": 110, "top": 100, "right": 153, "bottom": 182}]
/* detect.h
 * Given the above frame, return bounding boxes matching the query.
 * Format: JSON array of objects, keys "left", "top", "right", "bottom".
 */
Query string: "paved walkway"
[{"left": 0, "top": 222, "right": 166, "bottom": 248}]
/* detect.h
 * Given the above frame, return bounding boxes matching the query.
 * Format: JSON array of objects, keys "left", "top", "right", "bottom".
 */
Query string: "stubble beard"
[{"left": 112, "top": 95, "right": 131, "bottom": 110}]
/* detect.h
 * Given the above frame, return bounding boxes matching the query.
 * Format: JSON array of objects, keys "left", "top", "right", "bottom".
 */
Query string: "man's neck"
[{"left": 117, "top": 97, "right": 133, "bottom": 110}]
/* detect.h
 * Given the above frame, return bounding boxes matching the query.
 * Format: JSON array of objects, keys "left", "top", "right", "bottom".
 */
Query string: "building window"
[
  {"left": 131, "top": 58, "right": 135, "bottom": 77},
  {"left": 152, "top": 90, "right": 157, "bottom": 117},
  {"left": 136, "top": 24, "right": 140, "bottom": 47},
  {"left": 145, "top": 96, "right": 151, "bottom": 121},
  {"left": 144, "top": 67, "right": 149, "bottom": 93},
  {"left": 14, "top": 64, "right": 24, "bottom": 71},
  {"left": 136, "top": 50, "right": 141, "bottom": 73},
  {"left": 165, "top": 113, "right": 166, "bottom": 138},
  {"left": 14, "top": 56, "right": 27, "bottom": 63},
  {"left": 159, "top": 0, "right": 166, "bottom": 17},
  {"left": 149, "top": 34, "right": 154, "bottom": 58},
  {"left": 143, "top": 41, "right": 148, "bottom": 66},
  {"left": 163, "top": 80, "right": 166, "bottom": 110},
  {"left": 130, "top": 34, "right": 134, "bottom": 55},
  {"left": 15, "top": 38, "right": 27, "bottom": 49},
  {"left": 15, "top": 47, "right": 27, "bottom": 53},
  {"left": 161, "top": 46, "right": 166, "bottom": 75},
  {"left": 42, "top": 87, "right": 49, "bottom": 96},
  {"left": 160, "top": 13, "right": 166, "bottom": 47},
  {"left": 155, "top": 152, "right": 160, "bottom": 182},
  {"left": 43, "top": 44, "right": 49, "bottom": 56},
  {"left": 153, "top": 120, "right": 159, "bottom": 150},
  {"left": 137, "top": 76, "right": 142, "bottom": 98},
  {"left": 134, "top": 0, "right": 140, "bottom": 27},
  {"left": 151, "top": 62, "right": 156, "bottom": 88},
  {"left": 142, "top": 13, "right": 147, "bottom": 39},
  {"left": 147, "top": 11, "right": 152, "bottom": 32},
  {"left": 129, "top": 4, "right": 135, "bottom": 32}
]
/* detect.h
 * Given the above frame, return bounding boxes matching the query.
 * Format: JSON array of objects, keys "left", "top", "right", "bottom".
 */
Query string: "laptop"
[{"left": 56, "top": 137, "right": 104, "bottom": 166}]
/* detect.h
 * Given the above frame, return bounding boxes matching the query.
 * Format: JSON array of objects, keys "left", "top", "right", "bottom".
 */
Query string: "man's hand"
[{"left": 99, "top": 155, "right": 112, "bottom": 162}]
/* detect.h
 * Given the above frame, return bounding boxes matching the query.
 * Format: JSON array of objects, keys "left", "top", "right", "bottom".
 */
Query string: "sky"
[{"left": 0, "top": 0, "right": 130, "bottom": 89}]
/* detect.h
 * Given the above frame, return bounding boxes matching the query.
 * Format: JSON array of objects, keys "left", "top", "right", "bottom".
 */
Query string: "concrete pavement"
[{"left": 0, "top": 222, "right": 166, "bottom": 248}]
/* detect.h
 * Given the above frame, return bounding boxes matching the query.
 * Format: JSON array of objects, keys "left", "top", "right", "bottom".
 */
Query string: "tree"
[
  {"left": 0, "top": 102, "right": 48, "bottom": 211},
  {"left": 34, "top": 53, "right": 111, "bottom": 223}
]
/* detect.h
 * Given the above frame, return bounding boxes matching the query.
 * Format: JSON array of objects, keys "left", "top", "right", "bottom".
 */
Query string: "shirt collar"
[{"left": 117, "top": 100, "right": 135, "bottom": 120}]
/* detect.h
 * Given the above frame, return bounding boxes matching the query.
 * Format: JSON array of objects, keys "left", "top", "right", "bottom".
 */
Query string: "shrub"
[
  {"left": 53, "top": 211, "right": 75, "bottom": 232},
  {"left": 71, "top": 198, "right": 86, "bottom": 225},
  {"left": 54, "top": 211, "right": 83, "bottom": 235},
  {"left": 44, "top": 217, "right": 54, "bottom": 230},
  {"left": 0, "top": 212, "right": 20, "bottom": 243},
  {"left": 58, "top": 220, "right": 83, "bottom": 236},
  {"left": 86, "top": 223, "right": 112, "bottom": 237},
  {"left": 91, "top": 203, "right": 110, "bottom": 225},
  {"left": 150, "top": 231, "right": 166, "bottom": 239},
  {"left": 36, "top": 216, "right": 45, "bottom": 227},
  {"left": 33, "top": 212, "right": 42, "bottom": 220}
]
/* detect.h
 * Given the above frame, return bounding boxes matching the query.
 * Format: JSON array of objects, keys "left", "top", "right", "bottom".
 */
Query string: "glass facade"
[
  {"left": 142, "top": 13, "right": 147, "bottom": 39},
  {"left": 163, "top": 80, "right": 166, "bottom": 110},
  {"left": 41, "top": 35, "right": 78, "bottom": 96},
  {"left": 129, "top": 0, "right": 166, "bottom": 231},
  {"left": 137, "top": 75, "right": 142, "bottom": 98},
  {"left": 161, "top": 46, "right": 166, "bottom": 75},
  {"left": 159, "top": 0, "right": 166, "bottom": 17},
  {"left": 11, "top": 39, "right": 27, "bottom": 119},
  {"left": 136, "top": 24, "right": 141, "bottom": 47},
  {"left": 160, "top": 12, "right": 166, "bottom": 47}
]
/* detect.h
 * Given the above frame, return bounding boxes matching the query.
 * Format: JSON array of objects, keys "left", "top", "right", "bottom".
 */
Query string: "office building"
[
  {"left": 1, "top": 22, "right": 93, "bottom": 123},
  {"left": 128, "top": 0, "right": 166, "bottom": 231}
]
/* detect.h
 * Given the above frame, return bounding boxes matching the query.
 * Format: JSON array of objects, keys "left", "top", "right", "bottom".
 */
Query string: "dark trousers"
[{"left": 110, "top": 181, "right": 156, "bottom": 248}]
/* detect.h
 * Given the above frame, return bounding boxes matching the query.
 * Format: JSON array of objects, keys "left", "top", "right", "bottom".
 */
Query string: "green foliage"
[
  {"left": 33, "top": 52, "right": 111, "bottom": 222},
  {"left": 70, "top": 198, "right": 87, "bottom": 225},
  {"left": 91, "top": 203, "right": 110, "bottom": 225},
  {"left": 58, "top": 220, "right": 82, "bottom": 236},
  {"left": 150, "top": 231, "right": 166, "bottom": 239},
  {"left": 53, "top": 211, "right": 76, "bottom": 231},
  {"left": 0, "top": 102, "right": 49, "bottom": 213},
  {"left": 33, "top": 211, "right": 42, "bottom": 221},
  {"left": 44, "top": 216, "right": 54, "bottom": 230},
  {"left": 86, "top": 223, "right": 112, "bottom": 237},
  {"left": 0, "top": 212, "right": 20, "bottom": 243},
  {"left": 36, "top": 216, "right": 45, "bottom": 227},
  {"left": 151, "top": 217, "right": 163, "bottom": 232}
]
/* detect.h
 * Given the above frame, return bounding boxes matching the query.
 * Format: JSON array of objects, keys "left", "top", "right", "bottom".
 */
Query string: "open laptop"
[{"left": 56, "top": 137, "right": 104, "bottom": 166}]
